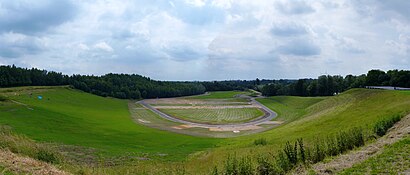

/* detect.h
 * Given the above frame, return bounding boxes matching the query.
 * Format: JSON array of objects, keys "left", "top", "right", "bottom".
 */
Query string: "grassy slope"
[
  {"left": 0, "top": 87, "right": 219, "bottom": 160},
  {"left": 235, "top": 89, "right": 410, "bottom": 146},
  {"left": 1, "top": 87, "right": 410, "bottom": 173},
  {"left": 159, "top": 108, "right": 264, "bottom": 124},
  {"left": 340, "top": 136, "right": 410, "bottom": 174},
  {"left": 188, "top": 89, "right": 410, "bottom": 172},
  {"left": 256, "top": 96, "right": 326, "bottom": 122}
]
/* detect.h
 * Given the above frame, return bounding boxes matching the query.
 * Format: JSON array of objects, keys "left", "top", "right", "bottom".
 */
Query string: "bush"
[
  {"left": 254, "top": 138, "right": 268, "bottom": 146},
  {"left": 374, "top": 114, "right": 402, "bottom": 136},
  {"left": 0, "top": 95, "right": 8, "bottom": 101},
  {"left": 257, "top": 155, "right": 276, "bottom": 175},
  {"left": 223, "top": 155, "right": 255, "bottom": 175},
  {"left": 36, "top": 149, "right": 59, "bottom": 163}
]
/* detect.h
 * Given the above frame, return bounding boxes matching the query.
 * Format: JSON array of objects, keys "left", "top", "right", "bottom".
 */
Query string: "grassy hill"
[
  {"left": 0, "top": 86, "right": 220, "bottom": 161},
  {"left": 0, "top": 87, "right": 409, "bottom": 174},
  {"left": 185, "top": 88, "right": 410, "bottom": 173}
]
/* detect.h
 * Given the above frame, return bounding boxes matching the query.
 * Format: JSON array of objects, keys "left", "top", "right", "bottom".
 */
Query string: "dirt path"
[
  {"left": 303, "top": 114, "right": 410, "bottom": 175},
  {"left": 0, "top": 149, "right": 70, "bottom": 175}
]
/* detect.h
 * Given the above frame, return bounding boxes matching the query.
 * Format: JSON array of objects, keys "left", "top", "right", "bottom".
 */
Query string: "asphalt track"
[{"left": 138, "top": 96, "right": 277, "bottom": 128}]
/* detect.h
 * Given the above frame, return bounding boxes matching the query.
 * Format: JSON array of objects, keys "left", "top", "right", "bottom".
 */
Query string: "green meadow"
[
  {"left": 0, "top": 87, "right": 409, "bottom": 174},
  {"left": 0, "top": 87, "right": 219, "bottom": 161}
]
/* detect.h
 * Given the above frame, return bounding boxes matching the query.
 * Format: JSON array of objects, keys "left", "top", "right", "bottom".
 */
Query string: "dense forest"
[
  {"left": 0, "top": 65, "right": 205, "bottom": 99},
  {"left": 260, "top": 69, "right": 410, "bottom": 96},
  {"left": 1, "top": 65, "right": 409, "bottom": 99}
]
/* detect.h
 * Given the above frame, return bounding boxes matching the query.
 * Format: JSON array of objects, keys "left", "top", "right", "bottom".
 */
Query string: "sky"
[{"left": 0, "top": 0, "right": 409, "bottom": 81}]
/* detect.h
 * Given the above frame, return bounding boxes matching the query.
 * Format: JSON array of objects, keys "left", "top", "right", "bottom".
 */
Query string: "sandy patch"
[
  {"left": 172, "top": 125, "right": 195, "bottom": 130},
  {"left": 154, "top": 105, "right": 258, "bottom": 109},
  {"left": 209, "top": 125, "right": 262, "bottom": 131},
  {"left": 138, "top": 119, "right": 151, "bottom": 123}
]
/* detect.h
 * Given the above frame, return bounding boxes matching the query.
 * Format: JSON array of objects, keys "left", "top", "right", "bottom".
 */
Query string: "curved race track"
[{"left": 138, "top": 97, "right": 277, "bottom": 128}]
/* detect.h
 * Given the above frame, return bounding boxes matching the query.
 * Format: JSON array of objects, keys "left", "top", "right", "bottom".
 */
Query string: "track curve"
[{"left": 138, "top": 96, "right": 277, "bottom": 128}]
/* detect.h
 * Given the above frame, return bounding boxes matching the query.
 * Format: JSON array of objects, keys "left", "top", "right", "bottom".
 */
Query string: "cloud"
[
  {"left": 0, "top": 0, "right": 409, "bottom": 80},
  {"left": 164, "top": 45, "right": 203, "bottom": 61},
  {"left": 276, "top": 39, "right": 321, "bottom": 56},
  {"left": 0, "top": 32, "right": 45, "bottom": 58},
  {"left": 270, "top": 22, "right": 308, "bottom": 37},
  {"left": 0, "top": 0, "right": 77, "bottom": 34},
  {"left": 374, "top": 0, "right": 410, "bottom": 21},
  {"left": 94, "top": 42, "right": 114, "bottom": 52},
  {"left": 275, "top": 0, "right": 315, "bottom": 15},
  {"left": 170, "top": 0, "right": 226, "bottom": 25}
]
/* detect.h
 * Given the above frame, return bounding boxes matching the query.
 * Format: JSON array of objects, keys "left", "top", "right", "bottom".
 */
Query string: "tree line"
[
  {"left": 0, "top": 65, "right": 205, "bottom": 99},
  {"left": 1, "top": 65, "right": 409, "bottom": 99},
  {"left": 261, "top": 69, "right": 410, "bottom": 96}
]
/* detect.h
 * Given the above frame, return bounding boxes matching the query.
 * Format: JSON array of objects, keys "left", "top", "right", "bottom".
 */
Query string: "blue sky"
[{"left": 0, "top": 0, "right": 409, "bottom": 80}]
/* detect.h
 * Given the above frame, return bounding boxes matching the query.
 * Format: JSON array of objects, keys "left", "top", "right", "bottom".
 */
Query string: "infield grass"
[{"left": 159, "top": 108, "right": 264, "bottom": 124}]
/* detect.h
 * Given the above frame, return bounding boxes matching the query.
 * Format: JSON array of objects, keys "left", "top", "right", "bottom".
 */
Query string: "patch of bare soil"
[
  {"left": 0, "top": 149, "right": 70, "bottom": 175},
  {"left": 154, "top": 105, "right": 258, "bottom": 109},
  {"left": 299, "top": 114, "right": 410, "bottom": 175},
  {"left": 172, "top": 125, "right": 194, "bottom": 130},
  {"left": 209, "top": 125, "right": 262, "bottom": 131}
]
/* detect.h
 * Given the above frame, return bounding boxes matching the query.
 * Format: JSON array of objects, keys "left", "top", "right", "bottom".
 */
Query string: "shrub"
[
  {"left": 283, "top": 141, "right": 298, "bottom": 165},
  {"left": 374, "top": 114, "right": 402, "bottom": 136},
  {"left": 297, "top": 139, "right": 306, "bottom": 163},
  {"left": 257, "top": 155, "right": 275, "bottom": 175},
  {"left": 239, "top": 156, "right": 254, "bottom": 175},
  {"left": 223, "top": 155, "right": 255, "bottom": 175},
  {"left": 0, "top": 95, "right": 8, "bottom": 101},
  {"left": 254, "top": 138, "right": 268, "bottom": 146},
  {"left": 211, "top": 166, "right": 219, "bottom": 175},
  {"left": 36, "top": 149, "right": 59, "bottom": 163},
  {"left": 276, "top": 151, "right": 291, "bottom": 173},
  {"left": 224, "top": 155, "right": 239, "bottom": 175}
]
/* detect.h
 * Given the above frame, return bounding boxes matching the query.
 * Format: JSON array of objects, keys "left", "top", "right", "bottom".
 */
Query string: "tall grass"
[
  {"left": 373, "top": 114, "right": 401, "bottom": 136},
  {"left": 215, "top": 114, "right": 403, "bottom": 174},
  {"left": 254, "top": 138, "right": 268, "bottom": 146},
  {"left": 0, "top": 125, "right": 61, "bottom": 164}
]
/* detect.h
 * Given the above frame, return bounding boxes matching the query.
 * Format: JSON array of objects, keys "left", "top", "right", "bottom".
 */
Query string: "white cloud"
[
  {"left": 0, "top": 0, "right": 409, "bottom": 80},
  {"left": 94, "top": 42, "right": 113, "bottom": 52},
  {"left": 184, "top": 0, "right": 206, "bottom": 7}
]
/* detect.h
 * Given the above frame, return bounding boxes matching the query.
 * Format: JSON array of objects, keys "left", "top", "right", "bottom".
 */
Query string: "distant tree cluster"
[
  {"left": 0, "top": 65, "right": 69, "bottom": 87},
  {"left": 1, "top": 65, "right": 409, "bottom": 99},
  {"left": 70, "top": 74, "right": 205, "bottom": 99},
  {"left": 261, "top": 69, "right": 410, "bottom": 96},
  {"left": 0, "top": 65, "right": 205, "bottom": 99}
]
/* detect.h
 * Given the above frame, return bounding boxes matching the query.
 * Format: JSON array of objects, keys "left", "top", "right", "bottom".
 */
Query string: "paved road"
[{"left": 138, "top": 95, "right": 277, "bottom": 128}]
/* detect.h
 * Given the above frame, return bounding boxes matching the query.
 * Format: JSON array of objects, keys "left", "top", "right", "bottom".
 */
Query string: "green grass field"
[
  {"left": 159, "top": 108, "right": 264, "bottom": 124},
  {"left": 340, "top": 136, "right": 410, "bottom": 174},
  {"left": 1, "top": 87, "right": 409, "bottom": 174},
  {"left": 0, "top": 87, "right": 219, "bottom": 161},
  {"left": 185, "top": 89, "right": 410, "bottom": 172},
  {"left": 256, "top": 96, "right": 326, "bottom": 122}
]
